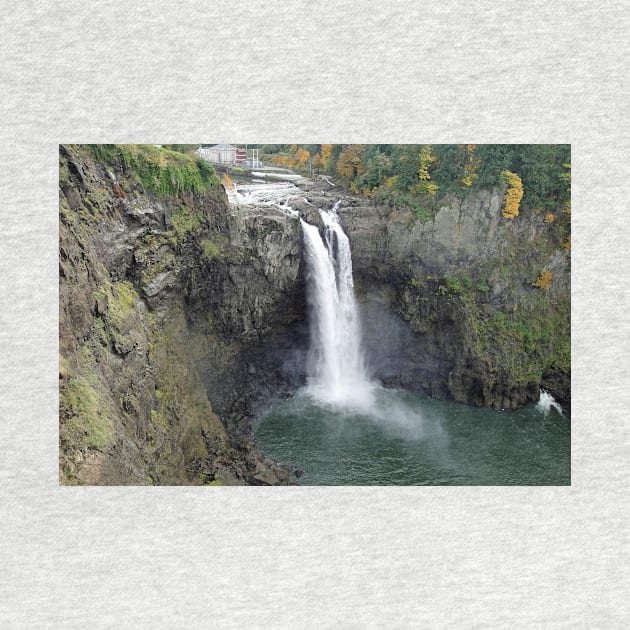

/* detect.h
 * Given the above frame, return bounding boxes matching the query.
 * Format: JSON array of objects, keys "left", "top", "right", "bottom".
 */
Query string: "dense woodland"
[{"left": 244, "top": 144, "right": 568, "bottom": 222}]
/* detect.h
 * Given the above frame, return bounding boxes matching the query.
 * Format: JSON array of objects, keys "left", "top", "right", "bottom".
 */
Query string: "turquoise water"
[{"left": 254, "top": 388, "right": 570, "bottom": 485}]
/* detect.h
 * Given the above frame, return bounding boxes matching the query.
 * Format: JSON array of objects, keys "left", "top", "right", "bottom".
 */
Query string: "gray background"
[{"left": 1, "top": 1, "right": 628, "bottom": 627}]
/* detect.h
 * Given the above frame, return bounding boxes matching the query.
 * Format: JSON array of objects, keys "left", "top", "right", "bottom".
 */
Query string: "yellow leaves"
[
  {"left": 271, "top": 154, "right": 296, "bottom": 168},
  {"left": 544, "top": 213, "right": 556, "bottom": 223},
  {"left": 564, "top": 235, "right": 571, "bottom": 250},
  {"left": 500, "top": 170, "right": 523, "bottom": 219},
  {"left": 418, "top": 145, "right": 436, "bottom": 182},
  {"left": 295, "top": 148, "right": 310, "bottom": 167},
  {"left": 461, "top": 144, "right": 479, "bottom": 187},
  {"left": 411, "top": 145, "right": 438, "bottom": 196},
  {"left": 533, "top": 270, "right": 553, "bottom": 290},
  {"left": 271, "top": 147, "right": 310, "bottom": 169},
  {"left": 320, "top": 144, "right": 333, "bottom": 169},
  {"left": 410, "top": 180, "right": 438, "bottom": 196}
]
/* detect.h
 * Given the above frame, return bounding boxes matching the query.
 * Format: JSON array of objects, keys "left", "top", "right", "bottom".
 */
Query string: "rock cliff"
[
  {"left": 59, "top": 146, "right": 303, "bottom": 484},
  {"left": 337, "top": 189, "right": 570, "bottom": 410}
]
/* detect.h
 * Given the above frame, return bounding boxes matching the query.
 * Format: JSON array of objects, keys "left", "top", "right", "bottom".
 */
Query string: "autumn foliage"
[
  {"left": 336, "top": 145, "right": 365, "bottom": 180},
  {"left": 271, "top": 147, "right": 311, "bottom": 169},
  {"left": 461, "top": 144, "right": 480, "bottom": 187},
  {"left": 500, "top": 170, "right": 524, "bottom": 219},
  {"left": 533, "top": 270, "right": 553, "bottom": 289}
]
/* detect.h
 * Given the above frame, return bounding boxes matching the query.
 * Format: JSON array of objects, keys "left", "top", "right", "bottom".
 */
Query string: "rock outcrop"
[
  {"left": 59, "top": 146, "right": 304, "bottom": 485},
  {"left": 336, "top": 190, "right": 571, "bottom": 410}
]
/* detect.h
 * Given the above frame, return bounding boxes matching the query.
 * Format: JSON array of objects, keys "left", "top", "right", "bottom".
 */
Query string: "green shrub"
[{"left": 444, "top": 275, "right": 473, "bottom": 293}]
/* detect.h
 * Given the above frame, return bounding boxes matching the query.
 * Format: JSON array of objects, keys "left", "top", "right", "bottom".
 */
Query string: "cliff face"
[
  {"left": 337, "top": 189, "right": 570, "bottom": 410},
  {"left": 59, "top": 146, "right": 304, "bottom": 485}
]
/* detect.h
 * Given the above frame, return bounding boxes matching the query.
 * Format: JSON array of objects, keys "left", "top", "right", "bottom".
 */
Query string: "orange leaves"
[
  {"left": 336, "top": 144, "right": 365, "bottom": 180},
  {"left": 544, "top": 213, "right": 556, "bottom": 223},
  {"left": 271, "top": 155, "right": 294, "bottom": 167},
  {"left": 500, "top": 170, "right": 523, "bottom": 219},
  {"left": 533, "top": 270, "right": 553, "bottom": 290},
  {"left": 271, "top": 147, "right": 310, "bottom": 169},
  {"left": 295, "top": 148, "right": 310, "bottom": 167}
]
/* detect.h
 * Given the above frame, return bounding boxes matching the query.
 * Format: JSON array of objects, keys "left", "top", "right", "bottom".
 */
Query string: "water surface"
[{"left": 254, "top": 388, "right": 570, "bottom": 485}]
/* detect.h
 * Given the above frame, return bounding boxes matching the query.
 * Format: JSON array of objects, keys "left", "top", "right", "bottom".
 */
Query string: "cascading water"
[
  {"left": 536, "top": 389, "right": 564, "bottom": 415},
  {"left": 300, "top": 202, "right": 376, "bottom": 410}
]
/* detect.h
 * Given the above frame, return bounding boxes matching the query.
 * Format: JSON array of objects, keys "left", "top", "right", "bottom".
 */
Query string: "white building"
[{"left": 198, "top": 144, "right": 237, "bottom": 165}]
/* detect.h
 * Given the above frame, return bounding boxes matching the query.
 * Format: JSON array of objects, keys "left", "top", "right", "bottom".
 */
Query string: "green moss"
[
  {"left": 59, "top": 354, "right": 71, "bottom": 378},
  {"left": 93, "top": 280, "right": 139, "bottom": 351},
  {"left": 85, "top": 144, "right": 221, "bottom": 196},
  {"left": 150, "top": 408, "right": 169, "bottom": 431},
  {"left": 477, "top": 276, "right": 490, "bottom": 293},
  {"left": 60, "top": 377, "right": 113, "bottom": 450},
  {"left": 85, "top": 186, "right": 111, "bottom": 208},
  {"left": 59, "top": 164, "right": 70, "bottom": 186},
  {"left": 171, "top": 205, "right": 201, "bottom": 238},
  {"left": 98, "top": 280, "right": 133, "bottom": 317},
  {"left": 443, "top": 275, "right": 473, "bottom": 294},
  {"left": 464, "top": 297, "right": 570, "bottom": 386},
  {"left": 200, "top": 238, "right": 220, "bottom": 260}
]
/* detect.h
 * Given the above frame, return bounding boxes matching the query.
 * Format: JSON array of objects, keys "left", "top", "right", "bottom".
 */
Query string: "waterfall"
[{"left": 300, "top": 202, "right": 375, "bottom": 410}]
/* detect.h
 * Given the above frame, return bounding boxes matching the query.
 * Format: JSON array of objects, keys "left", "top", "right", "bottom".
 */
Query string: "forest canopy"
[{"left": 247, "top": 144, "right": 571, "bottom": 215}]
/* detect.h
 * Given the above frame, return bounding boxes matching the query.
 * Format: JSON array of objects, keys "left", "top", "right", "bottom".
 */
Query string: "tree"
[
  {"left": 336, "top": 144, "right": 365, "bottom": 181},
  {"left": 295, "top": 148, "right": 310, "bottom": 167},
  {"left": 356, "top": 150, "right": 392, "bottom": 191},
  {"left": 475, "top": 145, "right": 515, "bottom": 187},
  {"left": 409, "top": 144, "right": 438, "bottom": 196},
  {"left": 320, "top": 144, "right": 333, "bottom": 170},
  {"left": 460, "top": 144, "right": 480, "bottom": 187}
]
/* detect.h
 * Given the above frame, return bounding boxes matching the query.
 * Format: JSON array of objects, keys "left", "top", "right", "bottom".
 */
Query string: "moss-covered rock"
[{"left": 59, "top": 144, "right": 296, "bottom": 485}]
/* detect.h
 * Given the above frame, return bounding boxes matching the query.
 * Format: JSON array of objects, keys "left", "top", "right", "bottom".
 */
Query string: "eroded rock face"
[
  {"left": 336, "top": 189, "right": 571, "bottom": 410},
  {"left": 59, "top": 146, "right": 302, "bottom": 485}
]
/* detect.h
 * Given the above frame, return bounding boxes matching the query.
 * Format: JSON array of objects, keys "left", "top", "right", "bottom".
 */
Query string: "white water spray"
[
  {"left": 300, "top": 202, "right": 376, "bottom": 410},
  {"left": 537, "top": 389, "right": 564, "bottom": 415}
]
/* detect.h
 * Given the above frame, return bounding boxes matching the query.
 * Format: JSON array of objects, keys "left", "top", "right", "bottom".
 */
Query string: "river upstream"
[{"left": 230, "top": 170, "right": 570, "bottom": 486}]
